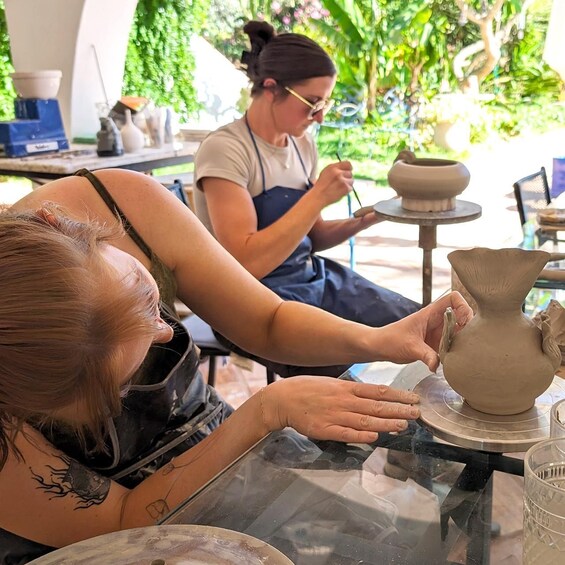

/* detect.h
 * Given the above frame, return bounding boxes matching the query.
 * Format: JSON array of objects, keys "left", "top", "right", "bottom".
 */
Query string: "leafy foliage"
[
  {"left": 0, "top": 0, "right": 562, "bottom": 149},
  {"left": 201, "top": 0, "right": 248, "bottom": 63},
  {"left": 316, "top": 97, "right": 565, "bottom": 182},
  {"left": 483, "top": 0, "right": 562, "bottom": 100},
  {"left": 0, "top": 1, "right": 15, "bottom": 120},
  {"left": 307, "top": 1, "right": 463, "bottom": 114},
  {"left": 123, "top": 0, "right": 209, "bottom": 122}
]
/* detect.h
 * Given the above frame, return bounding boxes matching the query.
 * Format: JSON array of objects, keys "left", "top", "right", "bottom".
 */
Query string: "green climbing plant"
[
  {"left": 123, "top": 0, "right": 209, "bottom": 122},
  {"left": 0, "top": 0, "right": 15, "bottom": 120}
]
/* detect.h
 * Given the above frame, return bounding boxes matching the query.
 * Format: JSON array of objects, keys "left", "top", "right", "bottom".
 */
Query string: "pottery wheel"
[
  {"left": 28, "top": 525, "right": 293, "bottom": 565},
  {"left": 413, "top": 374, "right": 565, "bottom": 453}
]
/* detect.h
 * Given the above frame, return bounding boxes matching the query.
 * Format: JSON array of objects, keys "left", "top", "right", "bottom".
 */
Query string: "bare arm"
[
  {"left": 13, "top": 169, "right": 471, "bottom": 369},
  {"left": 203, "top": 176, "right": 324, "bottom": 279},
  {"left": 202, "top": 160, "right": 363, "bottom": 279},
  {"left": 309, "top": 212, "right": 384, "bottom": 252},
  {"left": 2, "top": 169, "right": 474, "bottom": 549},
  {"left": 1, "top": 379, "right": 419, "bottom": 548}
]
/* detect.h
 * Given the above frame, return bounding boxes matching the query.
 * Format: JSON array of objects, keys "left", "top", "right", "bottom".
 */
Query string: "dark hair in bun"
[{"left": 240, "top": 20, "right": 336, "bottom": 95}]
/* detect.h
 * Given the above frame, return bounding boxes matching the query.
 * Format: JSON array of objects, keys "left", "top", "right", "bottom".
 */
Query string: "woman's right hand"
[
  {"left": 260, "top": 376, "right": 420, "bottom": 444},
  {"left": 312, "top": 161, "right": 355, "bottom": 207}
]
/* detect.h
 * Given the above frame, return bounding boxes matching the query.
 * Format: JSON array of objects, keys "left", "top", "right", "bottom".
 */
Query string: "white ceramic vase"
[{"left": 120, "top": 109, "right": 145, "bottom": 153}]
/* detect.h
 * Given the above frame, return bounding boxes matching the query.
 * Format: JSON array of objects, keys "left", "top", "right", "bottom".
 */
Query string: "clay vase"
[
  {"left": 439, "top": 247, "right": 561, "bottom": 415},
  {"left": 120, "top": 109, "right": 145, "bottom": 153},
  {"left": 387, "top": 150, "right": 470, "bottom": 212}
]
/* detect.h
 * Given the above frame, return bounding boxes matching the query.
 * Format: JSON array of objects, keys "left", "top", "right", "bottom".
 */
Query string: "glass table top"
[{"left": 162, "top": 362, "right": 530, "bottom": 564}]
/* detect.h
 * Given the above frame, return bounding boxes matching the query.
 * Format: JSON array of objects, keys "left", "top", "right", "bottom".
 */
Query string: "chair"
[
  {"left": 513, "top": 166, "right": 551, "bottom": 228},
  {"left": 513, "top": 166, "right": 565, "bottom": 248},
  {"left": 512, "top": 166, "right": 565, "bottom": 248},
  {"left": 180, "top": 312, "right": 230, "bottom": 388},
  {"left": 162, "top": 179, "right": 276, "bottom": 386},
  {"left": 512, "top": 169, "right": 565, "bottom": 313},
  {"left": 165, "top": 177, "right": 190, "bottom": 206}
]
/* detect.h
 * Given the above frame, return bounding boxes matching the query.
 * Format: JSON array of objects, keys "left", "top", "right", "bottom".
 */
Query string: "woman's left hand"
[
  {"left": 376, "top": 291, "right": 473, "bottom": 372},
  {"left": 262, "top": 377, "right": 421, "bottom": 444}
]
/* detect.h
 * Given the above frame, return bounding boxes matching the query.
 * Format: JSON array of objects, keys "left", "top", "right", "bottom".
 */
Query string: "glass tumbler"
[
  {"left": 524, "top": 438, "right": 565, "bottom": 564},
  {"left": 550, "top": 399, "right": 565, "bottom": 439}
]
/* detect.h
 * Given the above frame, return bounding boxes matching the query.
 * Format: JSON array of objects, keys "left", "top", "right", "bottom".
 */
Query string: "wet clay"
[
  {"left": 387, "top": 150, "right": 470, "bottom": 212},
  {"left": 533, "top": 299, "right": 565, "bottom": 365},
  {"left": 440, "top": 247, "right": 561, "bottom": 415}
]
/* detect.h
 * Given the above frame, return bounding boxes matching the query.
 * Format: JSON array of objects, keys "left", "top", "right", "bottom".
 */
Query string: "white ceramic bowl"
[{"left": 10, "top": 70, "right": 62, "bottom": 99}]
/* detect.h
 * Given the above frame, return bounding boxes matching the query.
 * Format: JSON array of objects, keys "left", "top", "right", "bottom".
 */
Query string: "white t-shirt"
[{"left": 194, "top": 117, "right": 318, "bottom": 235}]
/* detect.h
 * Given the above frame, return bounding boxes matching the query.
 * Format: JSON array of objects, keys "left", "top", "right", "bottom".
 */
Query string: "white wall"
[
  {"left": 190, "top": 35, "right": 249, "bottom": 128},
  {"left": 4, "top": 0, "right": 137, "bottom": 140}
]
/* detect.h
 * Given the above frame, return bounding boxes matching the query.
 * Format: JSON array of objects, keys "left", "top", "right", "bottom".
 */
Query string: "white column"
[
  {"left": 4, "top": 0, "right": 137, "bottom": 140},
  {"left": 544, "top": 0, "right": 565, "bottom": 82}
]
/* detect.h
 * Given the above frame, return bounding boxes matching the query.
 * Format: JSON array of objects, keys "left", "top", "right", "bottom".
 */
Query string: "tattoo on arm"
[
  {"left": 146, "top": 499, "right": 170, "bottom": 520},
  {"left": 30, "top": 453, "right": 110, "bottom": 509},
  {"left": 144, "top": 460, "right": 189, "bottom": 521}
]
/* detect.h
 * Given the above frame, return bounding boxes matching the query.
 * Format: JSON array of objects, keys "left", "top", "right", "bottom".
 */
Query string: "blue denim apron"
[{"left": 245, "top": 117, "right": 420, "bottom": 327}]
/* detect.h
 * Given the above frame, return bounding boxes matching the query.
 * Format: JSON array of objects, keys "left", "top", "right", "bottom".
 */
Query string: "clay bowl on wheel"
[{"left": 387, "top": 152, "right": 470, "bottom": 212}]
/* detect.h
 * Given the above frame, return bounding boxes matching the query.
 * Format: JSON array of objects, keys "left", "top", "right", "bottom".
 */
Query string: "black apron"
[
  {"left": 0, "top": 309, "right": 233, "bottom": 564},
  {"left": 0, "top": 172, "right": 233, "bottom": 564}
]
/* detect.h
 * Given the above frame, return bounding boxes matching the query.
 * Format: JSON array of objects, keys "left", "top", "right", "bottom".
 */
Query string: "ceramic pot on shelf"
[
  {"left": 439, "top": 247, "right": 561, "bottom": 415},
  {"left": 387, "top": 150, "right": 470, "bottom": 212},
  {"left": 120, "top": 109, "right": 145, "bottom": 153}
]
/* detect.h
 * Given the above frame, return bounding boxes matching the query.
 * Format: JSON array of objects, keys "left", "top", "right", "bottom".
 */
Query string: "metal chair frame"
[
  {"left": 513, "top": 166, "right": 551, "bottom": 228},
  {"left": 512, "top": 168, "right": 565, "bottom": 312}
]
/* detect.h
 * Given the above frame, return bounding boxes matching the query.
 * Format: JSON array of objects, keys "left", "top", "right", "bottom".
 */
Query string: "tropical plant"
[
  {"left": 485, "top": 0, "right": 562, "bottom": 100},
  {"left": 123, "top": 0, "right": 209, "bottom": 122},
  {"left": 309, "top": 0, "right": 381, "bottom": 112},
  {"left": 452, "top": 0, "right": 535, "bottom": 90},
  {"left": 201, "top": 0, "right": 248, "bottom": 63},
  {"left": 310, "top": 1, "right": 460, "bottom": 115}
]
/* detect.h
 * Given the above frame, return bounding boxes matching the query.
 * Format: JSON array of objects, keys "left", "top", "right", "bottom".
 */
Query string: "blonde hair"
[{"left": 0, "top": 207, "right": 158, "bottom": 467}]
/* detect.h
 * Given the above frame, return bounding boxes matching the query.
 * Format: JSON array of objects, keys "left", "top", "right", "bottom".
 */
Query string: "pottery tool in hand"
[{"left": 335, "top": 153, "right": 371, "bottom": 217}]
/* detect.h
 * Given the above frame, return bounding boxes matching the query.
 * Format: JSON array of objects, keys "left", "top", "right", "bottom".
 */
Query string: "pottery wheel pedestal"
[
  {"left": 373, "top": 199, "right": 482, "bottom": 306},
  {"left": 413, "top": 374, "right": 565, "bottom": 452}
]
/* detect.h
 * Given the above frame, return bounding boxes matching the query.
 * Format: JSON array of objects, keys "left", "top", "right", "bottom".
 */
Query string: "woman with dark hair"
[
  {"left": 0, "top": 168, "right": 471, "bottom": 563},
  {"left": 194, "top": 21, "right": 420, "bottom": 377}
]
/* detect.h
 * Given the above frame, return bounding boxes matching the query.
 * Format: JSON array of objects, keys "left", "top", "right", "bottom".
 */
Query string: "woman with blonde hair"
[{"left": 0, "top": 168, "right": 471, "bottom": 562}]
